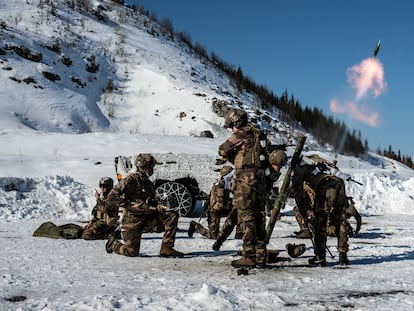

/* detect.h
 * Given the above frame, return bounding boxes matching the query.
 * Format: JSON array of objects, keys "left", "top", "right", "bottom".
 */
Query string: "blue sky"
[{"left": 127, "top": 0, "right": 414, "bottom": 159}]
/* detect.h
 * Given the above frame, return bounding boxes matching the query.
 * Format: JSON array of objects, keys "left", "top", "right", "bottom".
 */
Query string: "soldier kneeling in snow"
[
  {"left": 188, "top": 165, "right": 237, "bottom": 239},
  {"left": 105, "top": 153, "right": 184, "bottom": 258},
  {"left": 80, "top": 177, "right": 118, "bottom": 240}
]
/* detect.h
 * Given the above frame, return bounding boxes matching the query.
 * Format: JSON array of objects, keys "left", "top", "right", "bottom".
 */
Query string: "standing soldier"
[
  {"left": 212, "top": 148, "right": 306, "bottom": 262},
  {"left": 292, "top": 157, "right": 351, "bottom": 267},
  {"left": 218, "top": 108, "right": 268, "bottom": 268},
  {"left": 105, "top": 153, "right": 184, "bottom": 258},
  {"left": 188, "top": 165, "right": 234, "bottom": 239},
  {"left": 81, "top": 177, "right": 118, "bottom": 240}
]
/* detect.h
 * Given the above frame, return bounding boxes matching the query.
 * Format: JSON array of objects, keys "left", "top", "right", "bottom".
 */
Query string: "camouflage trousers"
[
  {"left": 214, "top": 207, "right": 243, "bottom": 242},
  {"left": 293, "top": 206, "right": 308, "bottom": 233},
  {"left": 233, "top": 168, "right": 267, "bottom": 265},
  {"left": 81, "top": 219, "right": 114, "bottom": 240},
  {"left": 194, "top": 208, "right": 232, "bottom": 239},
  {"left": 312, "top": 177, "right": 349, "bottom": 259},
  {"left": 110, "top": 210, "right": 179, "bottom": 257},
  {"left": 295, "top": 204, "right": 350, "bottom": 239}
]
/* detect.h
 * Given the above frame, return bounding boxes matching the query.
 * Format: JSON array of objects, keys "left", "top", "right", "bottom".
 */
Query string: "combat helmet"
[
  {"left": 220, "top": 165, "right": 233, "bottom": 176},
  {"left": 269, "top": 150, "right": 288, "bottom": 167},
  {"left": 135, "top": 153, "right": 156, "bottom": 168},
  {"left": 224, "top": 108, "right": 248, "bottom": 128},
  {"left": 99, "top": 177, "right": 114, "bottom": 189}
]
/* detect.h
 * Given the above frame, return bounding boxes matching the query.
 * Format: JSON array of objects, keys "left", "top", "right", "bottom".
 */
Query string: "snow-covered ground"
[
  {"left": 1, "top": 132, "right": 414, "bottom": 311},
  {"left": 1, "top": 1, "right": 414, "bottom": 310}
]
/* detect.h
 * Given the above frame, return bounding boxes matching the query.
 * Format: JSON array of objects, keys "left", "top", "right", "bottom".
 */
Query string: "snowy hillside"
[
  {"left": 1, "top": 1, "right": 414, "bottom": 310},
  {"left": 0, "top": 0, "right": 276, "bottom": 139}
]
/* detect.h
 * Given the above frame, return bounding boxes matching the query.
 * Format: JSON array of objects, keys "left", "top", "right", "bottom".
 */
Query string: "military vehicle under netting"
[{"left": 114, "top": 153, "right": 221, "bottom": 217}]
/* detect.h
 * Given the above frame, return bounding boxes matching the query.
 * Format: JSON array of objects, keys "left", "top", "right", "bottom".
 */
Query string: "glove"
[
  {"left": 82, "top": 221, "right": 92, "bottom": 230},
  {"left": 215, "top": 158, "right": 227, "bottom": 165},
  {"left": 155, "top": 204, "right": 167, "bottom": 213},
  {"left": 129, "top": 202, "right": 152, "bottom": 214},
  {"left": 146, "top": 197, "right": 158, "bottom": 207},
  {"left": 305, "top": 209, "right": 315, "bottom": 222},
  {"left": 317, "top": 162, "right": 328, "bottom": 172},
  {"left": 277, "top": 192, "right": 288, "bottom": 206},
  {"left": 327, "top": 225, "right": 336, "bottom": 236},
  {"left": 91, "top": 205, "right": 98, "bottom": 217}
]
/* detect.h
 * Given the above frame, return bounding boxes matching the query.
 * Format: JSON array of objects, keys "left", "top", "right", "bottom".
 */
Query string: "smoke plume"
[{"left": 330, "top": 57, "right": 387, "bottom": 126}]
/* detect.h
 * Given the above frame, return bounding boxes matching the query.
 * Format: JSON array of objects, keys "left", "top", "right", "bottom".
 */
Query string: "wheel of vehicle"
[{"left": 155, "top": 181, "right": 193, "bottom": 217}]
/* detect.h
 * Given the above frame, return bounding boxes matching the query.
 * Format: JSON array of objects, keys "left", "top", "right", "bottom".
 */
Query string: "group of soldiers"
[{"left": 79, "top": 108, "right": 361, "bottom": 269}]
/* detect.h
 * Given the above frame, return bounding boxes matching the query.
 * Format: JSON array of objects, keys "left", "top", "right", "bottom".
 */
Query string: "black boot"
[
  {"left": 105, "top": 234, "right": 116, "bottom": 254},
  {"left": 339, "top": 252, "right": 349, "bottom": 266},
  {"left": 212, "top": 238, "right": 223, "bottom": 251},
  {"left": 187, "top": 221, "right": 196, "bottom": 238},
  {"left": 308, "top": 255, "right": 326, "bottom": 267},
  {"left": 234, "top": 231, "right": 243, "bottom": 239}
]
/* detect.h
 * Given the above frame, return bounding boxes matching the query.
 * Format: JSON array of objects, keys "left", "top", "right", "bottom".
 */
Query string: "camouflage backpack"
[{"left": 33, "top": 221, "right": 82, "bottom": 239}]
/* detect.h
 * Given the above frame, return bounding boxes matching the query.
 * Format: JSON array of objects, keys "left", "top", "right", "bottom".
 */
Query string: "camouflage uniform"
[
  {"left": 212, "top": 207, "right": 238, "bottom": 248},
  {"left": 189, "top": 166, "right": 233, "bottom": 239},
  {"left": 293, "top": 160, "right": 362, "bottom": 239},
  {"left": 344, "top": 198, "right": 362, "bottom": 235},
  {"left": 293, "top": 182, "right": 315, "bottom": 238},
  {"left": 81, "top": 177, "right": 118, "bottom": 240},
  {"left": 292, "top": 164, "right": 350, "bottom": 265},
  {"left": 219, "top": 109, "right": 268, "bottom": 268},
  {"left": 326, "top": 198, "right": 362, "bottom": 237},
  {"left": 212, "top": 151, "right": 283, "bottom": 252},
  {"left": 105, "top": 154, "right": 183, "bottom": 258},
  {"left": 264, "top": 163, "right": 283, "bottom": 213}
]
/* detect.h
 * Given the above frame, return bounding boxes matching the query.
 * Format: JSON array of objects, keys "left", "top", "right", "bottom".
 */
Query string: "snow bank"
[{"left": 0, "top": 176, "right": 93, "bottom": 221}]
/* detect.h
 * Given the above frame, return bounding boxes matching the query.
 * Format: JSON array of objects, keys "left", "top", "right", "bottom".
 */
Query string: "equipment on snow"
[
  {"left": 307, "top": 222, "right": 335, "bottom": 263},
  {"left": 286, "top": 243, "right": 306, "bottom": 258},
  {"left": 33, "top": 221, "right": 82, "bottom": 239},
  {"left": 237, "top": 268, "right": 249, "bottom": 275}
]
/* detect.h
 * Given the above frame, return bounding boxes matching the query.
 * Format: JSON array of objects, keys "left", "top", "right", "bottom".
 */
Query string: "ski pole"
[
  {"left": 306, "top": 222, "right": 321, "bottom": 262},
  {"left": 326, "top": 244, "right": 335, "bottom": 259},
  {"left": 308, "top": 222, "right": 335, "bottom": 259},
  {"left": 349, "top": 178, "right": 363, "bottom": 186}
]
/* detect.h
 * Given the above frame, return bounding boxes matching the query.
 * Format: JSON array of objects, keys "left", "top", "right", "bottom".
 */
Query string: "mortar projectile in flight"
[{"left": 373, "top": 40, "right": 381, "bottom": 58}]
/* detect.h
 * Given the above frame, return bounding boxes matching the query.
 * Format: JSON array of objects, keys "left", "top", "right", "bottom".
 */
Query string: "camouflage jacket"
[
  {"left": 107, "top": 169, "right": 156, "bottom": 215},
  {"left": 265, "top": 167, "right": 282, "bottom": 193},
  {"left": 208, "top": 178, "right": 232, "bottom": 212},
  {"left": 219, "top": 124, "right": 265, "bottom": 169},
  {"left": 92, "top": 194, "right": 118, "bottom": 227},
  {"left": 292, "top": 164, "right": 345, "bottom": 215}
]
